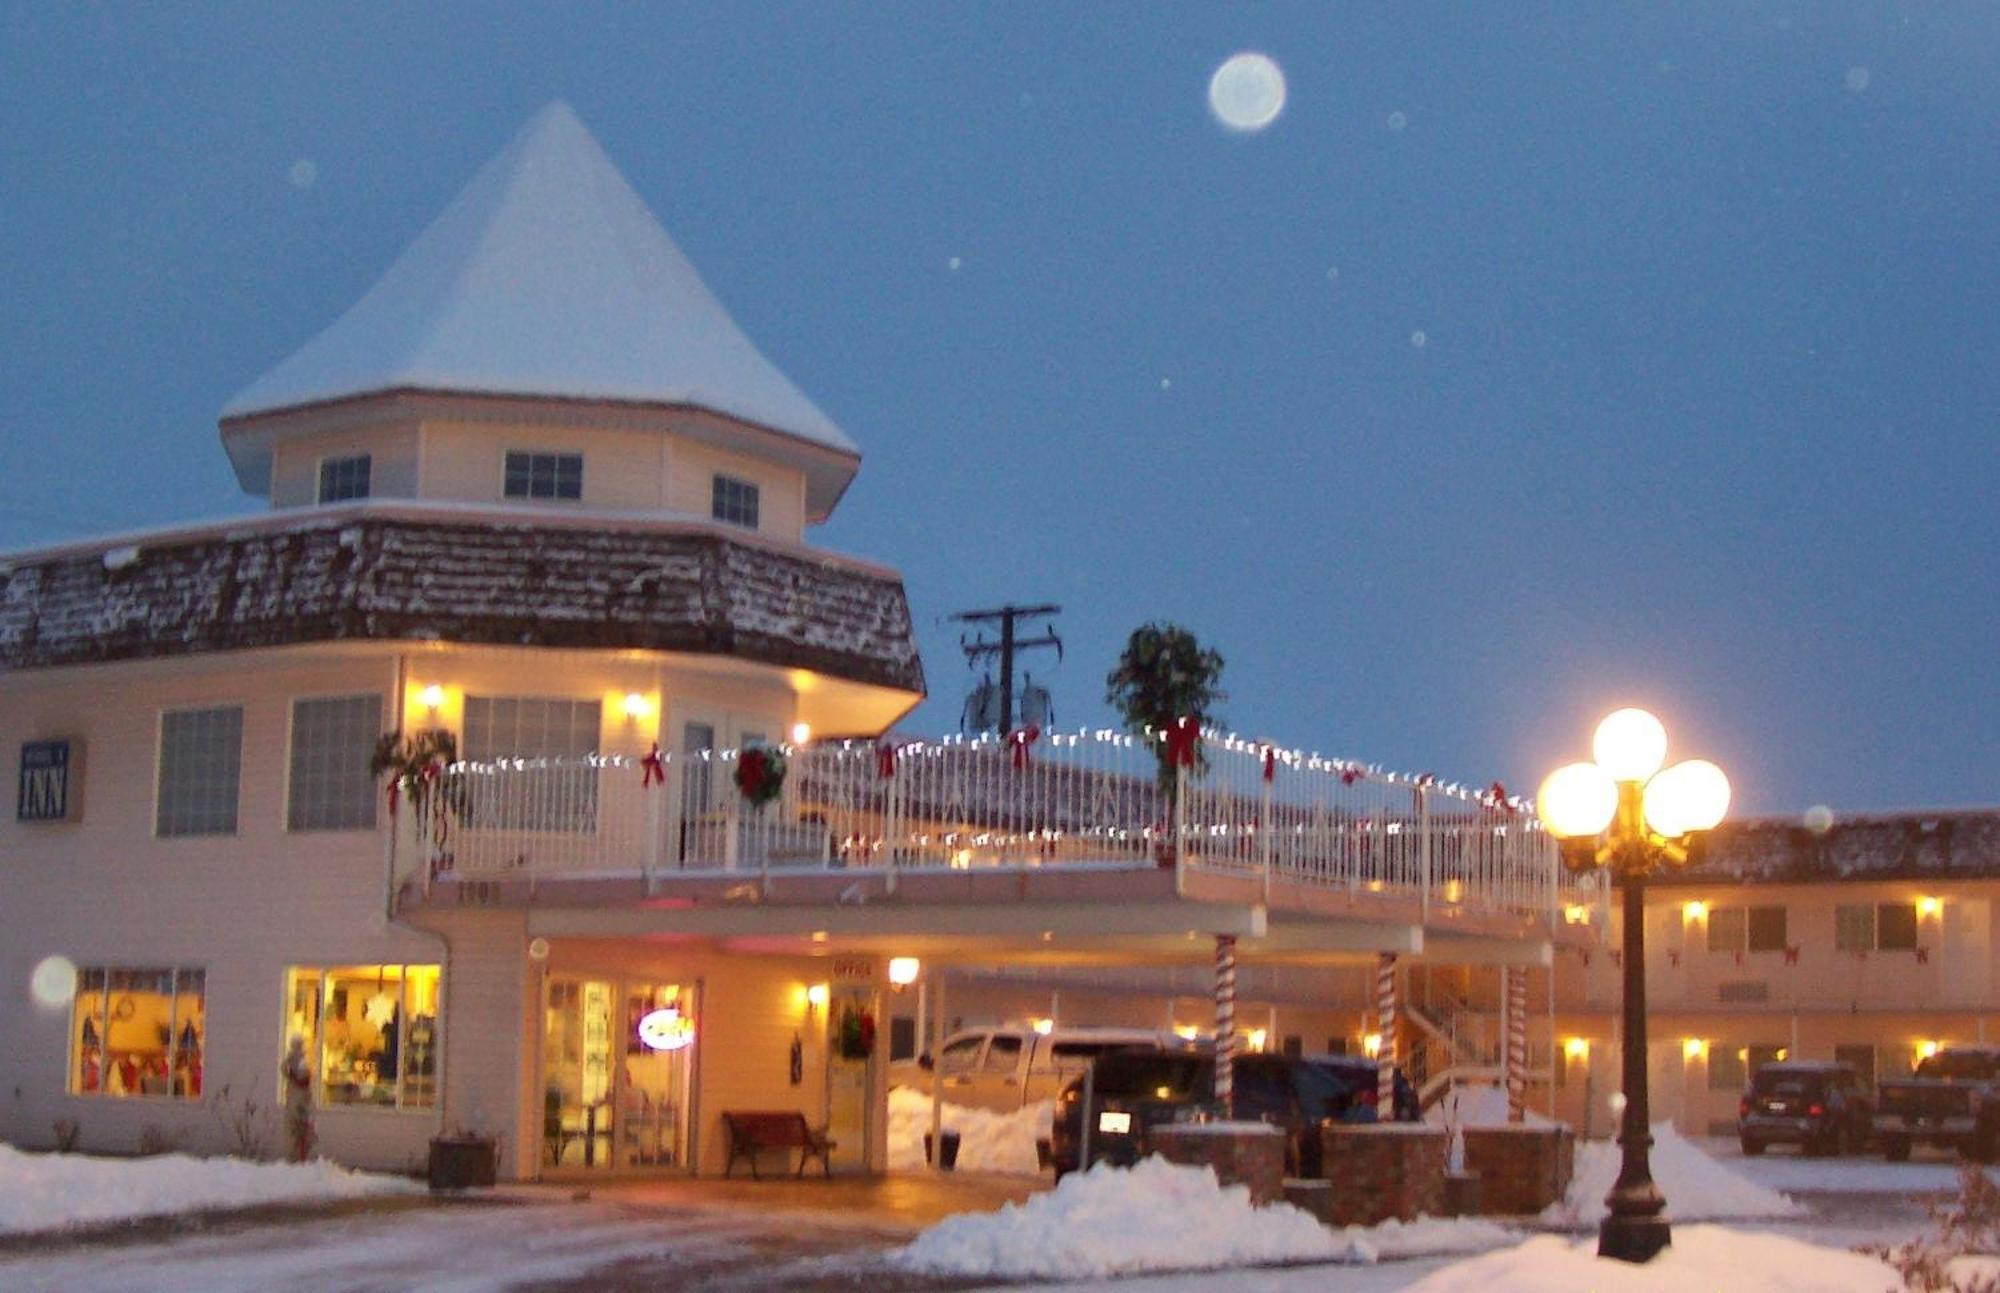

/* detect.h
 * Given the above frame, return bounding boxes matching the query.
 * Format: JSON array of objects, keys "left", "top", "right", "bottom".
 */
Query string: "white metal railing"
[{"left": 390, "top": 728, "right": 1564, "bottom": 921}]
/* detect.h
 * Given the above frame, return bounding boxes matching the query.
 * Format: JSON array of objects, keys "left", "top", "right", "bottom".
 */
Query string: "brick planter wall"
[
  {"left": 1319, "top": 1125, "right": 1448, "bottom": 1227},
  {"left": 1150, "top": 1123, "right": 1287, "bottom": 1207},
  {"left": 1460, "top": 1126, "right": 1575, "bottom": 1216}
]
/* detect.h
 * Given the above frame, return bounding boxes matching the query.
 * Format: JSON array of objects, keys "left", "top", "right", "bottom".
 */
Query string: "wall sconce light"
[
  {"left": 1363, "top": 1032, "right": 1383, "bottom": 1058},
  {"left": 1682, "top": 1037, "right": 1707, "bottom": 1061},
  {"left": 418, "top": 684, "right": 444, "bottom": 712},
  {"left": 1682, "top": 901, "right": 1707, "bottom": 923},
  {"left": 1173, "top": 1024, "right": 1200, "bottom": 1041},
  {"left": 1032, "top": 1017, "right": 1054, "bottom": 1036},
  {"left": 887, "top": 957, "right": 920, "bottom": 988},
  {"left": 622, "top": 692, "right": 652, "bottom": 720},
  {"left": 1919, "top": 896, "right": 1942, "bottom": 919},
  {"left": 805, "top": 983, "right": 829, "bottom": 1015},
  {"left": 1565, "top": 1037, "right": 1591, "bottom": 1060},
  {"left": 790, "top": 721, "right": 812, "bottom": 746},
  {"left": 1918, "top": 1039, "right": 1941, "bottom": 1061},
  {"left": 1563, "top": 904, "right": 1590, "bottom": 925},
  {"left": 1246, "top": 1027, "right": 1268, "bottom": 1052}
]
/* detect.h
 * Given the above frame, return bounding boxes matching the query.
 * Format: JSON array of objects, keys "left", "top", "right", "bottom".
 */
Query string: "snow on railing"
[{"left": 392, "top": 728, "right": 1566, "bottom": 921}]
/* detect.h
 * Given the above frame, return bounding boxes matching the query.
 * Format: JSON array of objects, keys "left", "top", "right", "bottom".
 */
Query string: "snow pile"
[
  {"left": 1544, "top": 1123, "right": 1804, "bottom": 1227},
  {"left": 1403, "top": 1225, "right": 1898, "bottom": 1293},
  {"left": 0, "top": 1143, "right": 420, "bottom": 1235},
  {"left": 886, "top": 1086, "right": 1050, "bottom": 1176},
  {"left": 890, "top": 1155, "right": 1514, "bottom": 1279},
  {"left": 1426, "top": 1083, "right": 1552, "bottom": 1130}
]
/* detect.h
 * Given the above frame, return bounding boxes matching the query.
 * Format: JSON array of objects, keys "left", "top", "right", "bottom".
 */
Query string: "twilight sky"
[{"left": 1, "top": 5, "right": 1993, "bottom": 817}]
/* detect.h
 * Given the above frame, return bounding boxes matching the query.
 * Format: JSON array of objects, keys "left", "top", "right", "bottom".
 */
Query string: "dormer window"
[
  {"left": 711, "top": 475, "right": 760, "bottom": 530},
  {"left": 317, "top": 454, "right": 372, "bottom": 503},
  {"left": 504, "top": 451, "right": 582, "bottom": 502}
]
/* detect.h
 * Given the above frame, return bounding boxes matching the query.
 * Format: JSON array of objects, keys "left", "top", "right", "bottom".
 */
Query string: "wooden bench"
[{"left": 721, "top": 1110, "right": 834, "bottom": 1179}]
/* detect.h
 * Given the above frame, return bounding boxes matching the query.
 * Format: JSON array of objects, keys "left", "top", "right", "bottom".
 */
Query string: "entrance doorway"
[
  {"left": 826, "top": 983, "right": 878, "bottom": 1173},
  {"left": 542, "top": 976, "right": 697, "bottom": 1173}
]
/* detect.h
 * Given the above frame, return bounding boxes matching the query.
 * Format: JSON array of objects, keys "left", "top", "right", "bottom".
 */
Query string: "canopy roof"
[{"left": 222, "top": 101, "right": 857, "bottom": 486}]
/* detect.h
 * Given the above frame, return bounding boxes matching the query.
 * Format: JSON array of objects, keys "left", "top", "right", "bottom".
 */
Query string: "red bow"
[
  {"left": 1164, "top": 717, "right": 1200, "bottom": 770},
  {"left": 1010, "top": 725, "right": 1040, "bottom": 770},
  {"left": 1917, "top": 946, "right": 1930, "bottom": 965},
  {"left": 641, "top": 742, "right": 666, "bottom": 788},
  {"left": 877, "top": 743, "right": 898, "bottom": 780},
  {"left": 1485, "top": 782, "right": 1516, "bottom": 815},
  {"left": 1580, "top": 950, "right": 1592, "bottom": 967},
  {"left": 1668, "top": 949, "right": 1681, "bottom": 968},
  {"left": 1340, "top": 768, "right": 1364, "bottom": 786},
  {"left": 1262, "top": 747, "right": 1276, "bottom": 783},
  {"left": 386, "top": 780, "right": 400, "bottom": 818},
  {"left": 1609, "top": 949, "right": 1623, "bottom": 968},
  {"left": 1783, "top": 945, "right": 1800, "bottom": 966}
]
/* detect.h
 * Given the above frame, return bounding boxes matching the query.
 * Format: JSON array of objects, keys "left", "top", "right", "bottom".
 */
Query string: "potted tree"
[{"left": 1104, "top": 623, "right": 1225, "bottom": 864}]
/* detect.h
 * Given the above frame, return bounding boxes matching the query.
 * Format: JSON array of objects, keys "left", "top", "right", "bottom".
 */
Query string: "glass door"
[
  {"left": 619, "top": 981, "right": 695, "bottom": 1169},
  {"left": 542, "top": 975, "right": 697, "bottom": 1173},
  {"left": 826, "top": 984, "right": 877, "bottom": 1173}
]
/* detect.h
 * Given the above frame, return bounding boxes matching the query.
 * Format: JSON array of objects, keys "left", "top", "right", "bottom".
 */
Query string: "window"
[
  {"left": 462, "top": 695, "right": 602, "bottom": 831},
  {"left": 983, "top": 1034, "right": 1023, "bottom": 1073},
  {"left": 1708, "top": 1045, "right": 1748, "bottom": 1091},
  {"left": 285, "top": 965, "right": 440, "bottom": 1109},
  {"left": 1878, "top": 903, "right": 1919, "bottom": 951},
  {"left": 1835, "top": 1044, "right": 1877, "bottom": 1089},
  {"left": 70, "top": 967, "right": 205, "bottom": 1099},
  {"left": 938, "top": 1035, "right": 983, "bottom": 1075},
  {"left": 1707, "top": 907, "right": 1745, "bottom": 954},
  {"left": 316, "top": 454, "right": 372, "bottom": 503},
  {"left": 1747, "top": 1043, "right": 1787, "bottom": 1076},
  {"left": 503, "top": 451, "right": 583, "bottom": 501},
  {"left": 287, "top": 695, "right": 382, "bottom": 831},
  {"left": 889, "top": 1017, "right": 918, "bottom": 1062},
  {"left": 1706, "top": 906, "right": 1785, "bottom": 955},
  {"left": 1747, "top": 907, "right": 1788, "bottom": 953},
  {"left": 157, "top": 705, "right": 243, "bottom": 837},
  {"left": 1834, "top": 905, "right": 1873, "bottom": 953},
  {"left": 711, "top": 475, "right": 760, "bottom": 529},
  {"left": 1835, "top": 903, "right": 1920, "bottom": 952}
]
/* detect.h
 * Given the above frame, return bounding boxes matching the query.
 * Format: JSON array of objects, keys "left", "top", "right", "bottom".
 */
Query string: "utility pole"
[{"left": 951, "top": 603, "right": 1062, "bottom": 733}]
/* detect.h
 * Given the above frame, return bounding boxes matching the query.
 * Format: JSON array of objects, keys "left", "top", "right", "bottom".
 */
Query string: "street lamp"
[{"left": 1538, "top": 707, "right": 1730, "bottom": 1264}]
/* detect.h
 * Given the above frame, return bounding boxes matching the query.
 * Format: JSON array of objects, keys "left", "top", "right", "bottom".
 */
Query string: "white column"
[{"left": 1376, "top": 952, "right": 1399, "bottom": 1116}]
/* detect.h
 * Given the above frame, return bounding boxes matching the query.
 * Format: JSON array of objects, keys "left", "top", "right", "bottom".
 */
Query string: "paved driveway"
[{"left": 0, "top": 1172, "right": 1045, "bottom": 1293}]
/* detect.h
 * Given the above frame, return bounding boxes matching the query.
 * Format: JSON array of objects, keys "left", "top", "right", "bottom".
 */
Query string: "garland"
[{"left": 734, "top": 746, "right": 787, "bottom": 808}]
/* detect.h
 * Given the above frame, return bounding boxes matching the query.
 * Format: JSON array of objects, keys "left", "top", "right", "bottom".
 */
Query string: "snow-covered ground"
[
  {"left": 1697, "top": 1134, "right": 1979, "bottom": 1194},
  {"left": 0, "top": 1143, "right": 419, "bottom": 1236},
  {"left": 886, "top": 1086, "right": 1051, "bottom": 1176}
]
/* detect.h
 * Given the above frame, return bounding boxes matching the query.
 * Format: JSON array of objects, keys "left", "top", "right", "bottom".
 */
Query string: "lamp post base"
[{"left": 1598, "top": 1191, "right": 1671, "bottom": 1263}]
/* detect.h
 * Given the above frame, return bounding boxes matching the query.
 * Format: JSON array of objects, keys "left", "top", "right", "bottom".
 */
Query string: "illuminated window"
[
  {"left": 285, "top": 965, "right": 440, "bottom": 1109},
  {"left": 70, "top": 967, "right": 205, "bottom": 1100}
]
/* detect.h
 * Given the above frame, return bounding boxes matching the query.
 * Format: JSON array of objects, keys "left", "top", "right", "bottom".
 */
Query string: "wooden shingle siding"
[{"left": 0, "top": 519, "right": 925, "bottom": 694}]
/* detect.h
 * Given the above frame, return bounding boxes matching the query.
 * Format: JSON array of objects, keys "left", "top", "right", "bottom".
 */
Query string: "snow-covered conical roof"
[{"left": 221, "top": 101, "right": 856, "bottom": 461}]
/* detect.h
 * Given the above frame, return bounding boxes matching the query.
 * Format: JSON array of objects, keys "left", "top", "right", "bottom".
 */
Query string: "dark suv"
[
  {"left": 1049, "top": 1049, "right": 1417, "bottom": 1179},
  {"left": 1739, "top": 1060, "right": 1873, "bottom": 1156}
]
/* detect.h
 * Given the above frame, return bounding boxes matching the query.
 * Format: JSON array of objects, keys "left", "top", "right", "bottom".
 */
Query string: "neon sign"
[{"left": 637, "top": 1007, "right": 695, "bottom": 1052}]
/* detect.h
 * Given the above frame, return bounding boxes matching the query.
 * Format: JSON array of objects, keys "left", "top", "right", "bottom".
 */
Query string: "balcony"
[{"left": 391, "top": 729, "right": 1576, "bottom": 926}]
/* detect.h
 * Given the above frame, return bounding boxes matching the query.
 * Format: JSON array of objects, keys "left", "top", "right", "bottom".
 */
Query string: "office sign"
[{"left": 18, "top": 739, "right": 83, "bottom": 823}]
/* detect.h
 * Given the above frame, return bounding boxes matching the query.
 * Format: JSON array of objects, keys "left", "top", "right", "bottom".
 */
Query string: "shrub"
[
  {"left": 1862, "top": 1162, "right": 2000, "bottom": 1292},
  {"left": 51, "top": 1117, "right": 81, "bottom": 1153}
]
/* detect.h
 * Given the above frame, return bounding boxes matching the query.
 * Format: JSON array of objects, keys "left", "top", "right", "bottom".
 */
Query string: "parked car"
[
  {"left": 1737, "top": 1060, "right": 1873, "bottom": 1157},
  {"left": 1874, "top": 1046, "right": 2000, "bottom": 1162},
  {"left": 889, "top": 1025, "right": 1193, "bottom": 1113},
  {"left": 1048, "top": 1049, "right": 1418, "bottom": 1180}
]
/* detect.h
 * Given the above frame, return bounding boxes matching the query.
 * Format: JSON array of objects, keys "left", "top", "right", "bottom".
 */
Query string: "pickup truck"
[
  {"left": 1873, "top": 1046, "right": 2000, "bottom": 1162},
  {"left": 890, "top": 1026, "right": 1191, "bottom": 1113}
]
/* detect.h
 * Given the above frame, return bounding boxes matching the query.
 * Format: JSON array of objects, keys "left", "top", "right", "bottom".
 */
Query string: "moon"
[{"left": 1208, "top": 52, "right": 1286, "bottom": 132}]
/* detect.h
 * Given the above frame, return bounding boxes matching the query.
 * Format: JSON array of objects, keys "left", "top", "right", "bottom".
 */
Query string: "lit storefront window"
[
  {"left": 285, "top": 965, "right": 440, "bottom": 1109},
  {"left": 71, "top": 967, "right": 206, "bottom": 1099}
]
